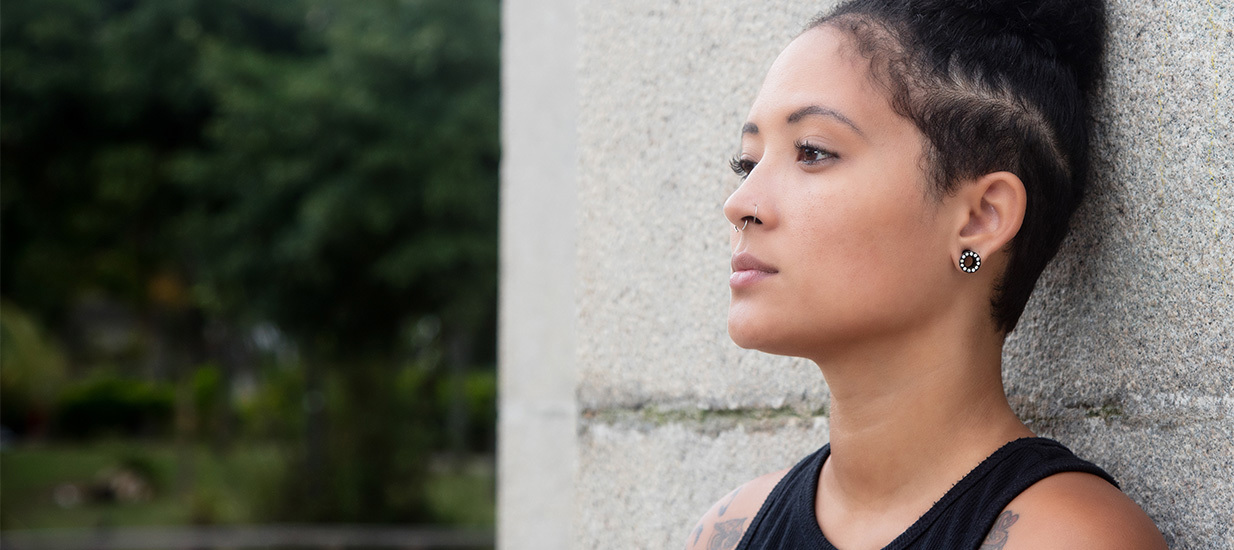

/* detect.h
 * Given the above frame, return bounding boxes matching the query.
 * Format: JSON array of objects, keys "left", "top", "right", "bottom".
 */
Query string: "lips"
[{"left": 730, "top": 252, "right": 778, "bottom": 288}]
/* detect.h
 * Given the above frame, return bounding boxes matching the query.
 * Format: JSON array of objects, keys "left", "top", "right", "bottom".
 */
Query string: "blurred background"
[{"left": 1, "top": 0, "right": 499, "bottom": 547}]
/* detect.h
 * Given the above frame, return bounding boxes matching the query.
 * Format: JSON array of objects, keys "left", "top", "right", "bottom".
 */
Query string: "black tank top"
[{"left": 734, "top": 437, "right": 1118, "bottom": 550}]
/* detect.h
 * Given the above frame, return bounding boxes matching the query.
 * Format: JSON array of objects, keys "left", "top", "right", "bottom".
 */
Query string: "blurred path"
[{"left": 0, "top": 525, "right": 493, "bottom": 550}]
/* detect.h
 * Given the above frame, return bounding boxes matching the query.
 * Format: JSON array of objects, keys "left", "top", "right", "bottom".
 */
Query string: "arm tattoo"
[
  {"left": 979, "top": 510, "right": 1020, "bottom": 550},
  {"left": 718, "top": 486, "right": 742, "bottom": 516},
  {"left": 707, "top": 518, "right": 746, "bottom": 550},
  {"left": 690, "top": 523, "right": 703, "bottom": 546}
]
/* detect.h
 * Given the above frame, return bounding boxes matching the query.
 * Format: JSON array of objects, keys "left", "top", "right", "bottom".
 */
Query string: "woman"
[{"left": 689, "top": 0, "right": 1167, "bottom": 548}]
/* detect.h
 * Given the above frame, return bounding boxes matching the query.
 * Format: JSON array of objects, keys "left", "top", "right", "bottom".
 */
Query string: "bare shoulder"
[
  {"left": 684, "top": 468, "right": 790, "bottom": 550},
  {"left": 991, "top": 472, "right": 1167, "bottom": 550}
]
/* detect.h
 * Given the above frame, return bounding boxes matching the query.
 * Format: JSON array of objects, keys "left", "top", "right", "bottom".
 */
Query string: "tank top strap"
[
  {"left": 734, "top": 438, "right": 1117, "bottom": 550},
  {"left": 895, "top": 437, "right": 1117, "bottom": 548}
]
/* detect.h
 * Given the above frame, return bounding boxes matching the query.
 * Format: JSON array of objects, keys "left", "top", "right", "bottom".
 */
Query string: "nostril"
[{"left": 731, "top": 204, "right": 760, "bottom": 231}]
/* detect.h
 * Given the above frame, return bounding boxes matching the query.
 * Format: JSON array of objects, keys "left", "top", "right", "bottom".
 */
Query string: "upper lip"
[{"left": 732, "top": 252, "right": 778, "bottom": 273}]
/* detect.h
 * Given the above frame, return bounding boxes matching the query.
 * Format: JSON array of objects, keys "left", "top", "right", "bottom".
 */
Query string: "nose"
[{"left": 724, "top": 181, "right": 764, "bottom": 232}]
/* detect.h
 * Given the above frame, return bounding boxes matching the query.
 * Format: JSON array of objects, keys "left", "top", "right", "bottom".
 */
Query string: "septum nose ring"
[{"left": 733, "top": 205, "right": 757, "bottom": 232}]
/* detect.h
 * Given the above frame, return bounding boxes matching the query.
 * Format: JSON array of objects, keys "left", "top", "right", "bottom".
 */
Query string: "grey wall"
[
  {"left": 498, "top": 0, "right": 577, "bottom": 547},
  {"left": 500, "top": 1, "right": 1234, "bottom": 548}
]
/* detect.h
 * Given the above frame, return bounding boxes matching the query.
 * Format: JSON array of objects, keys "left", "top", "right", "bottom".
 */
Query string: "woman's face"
[{"left": 725, "top": 26, "right": 960, "bottom": 359}]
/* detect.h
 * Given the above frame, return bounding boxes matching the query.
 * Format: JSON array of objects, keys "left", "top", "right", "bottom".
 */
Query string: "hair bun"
[{"left": 910, "top": 0, "right": 1107, "bottom": 93}]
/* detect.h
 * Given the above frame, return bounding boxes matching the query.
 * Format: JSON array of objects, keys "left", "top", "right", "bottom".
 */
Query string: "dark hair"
[{"left": 809, "top": 0, "right": 1107, "bottom": 333}]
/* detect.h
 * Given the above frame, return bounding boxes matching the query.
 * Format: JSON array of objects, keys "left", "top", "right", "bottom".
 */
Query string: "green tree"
[
  {"left": 1, "top": 0, "right": 210, "bottom": 320},
  {"left": 0, "top": 301, "right": 68, "bottom": 436},
  {"left": 175, "top": 0, "right": 499, "bottom": 352},
  {"left": 2, "top": 0, "right": 499, "bottom": 523},
  {"left": 173, "top": 0, "right": 499, "bottom": 521}
]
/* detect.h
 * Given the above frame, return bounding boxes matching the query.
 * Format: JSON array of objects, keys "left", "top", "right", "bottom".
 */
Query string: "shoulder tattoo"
[
  {"left": 718, "top": 485, "right": 742, "bottom": 517},
  {"left": 980, "top": 510, "right": 1020, "bottom": 550},
  {"left": 707, "top": 517, "right": 746, "bottom": 550},
  {"left": 690, "top": 522, "right": 704, "bottom": 546}
]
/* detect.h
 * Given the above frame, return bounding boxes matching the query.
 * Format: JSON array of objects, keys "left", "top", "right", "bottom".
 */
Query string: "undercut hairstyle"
[{"left": 809, "top": 0, "right": 1107, "bottom": 334}]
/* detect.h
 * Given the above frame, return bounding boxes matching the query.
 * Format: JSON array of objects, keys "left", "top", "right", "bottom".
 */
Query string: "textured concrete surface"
[
  {"left": 501, "top": 0, "right": 1234, "bottom": 548},
  {"left": 1001, "top": 3, "right": 1234, "bottom": 546},
  {"left": 576, "top": 0, "right": 831, "bottom": 412},
  {"left": 576, "top": 416, "right": 830, "bottom": 549},
  {"left": 1027, "top": 407, "right": 1234, "bottom": 548},
  {"left": 497, "top": 0, "right": 577, "bottom": 548}
]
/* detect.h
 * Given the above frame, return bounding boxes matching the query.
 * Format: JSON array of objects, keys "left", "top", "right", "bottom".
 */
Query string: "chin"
[
  {"left": 728, "top": 299, "right": 789, "bottom": 352},
  {"left": 727, "top": 324, "right": 759, "bottom": 350},
  {"left": 728, "top": 326, "right": 810, "bottom": 359},
  {"left": 728, "top": 306, "right": 835, "bottom": 359},
  {"left": 728, "top": 313, "right": 787, "bottom": 353}
]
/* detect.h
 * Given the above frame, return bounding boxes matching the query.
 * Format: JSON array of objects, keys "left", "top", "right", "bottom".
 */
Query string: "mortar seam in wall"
[{"left": 577, "top": 404, "right": 829, "bottom": 436}]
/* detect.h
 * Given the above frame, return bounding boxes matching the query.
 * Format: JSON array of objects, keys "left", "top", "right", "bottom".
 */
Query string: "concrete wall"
[
  {"left": 497, "top": 0, "right": 577, "bottom": 547},
  {"left": 500, "top": 1, "right": 1233, "bottom": 548}
]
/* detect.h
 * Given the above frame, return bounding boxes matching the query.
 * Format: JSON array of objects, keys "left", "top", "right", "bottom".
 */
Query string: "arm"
[
  {"left": 685, "top": 469, "right": 789, "bottom": 550},
  {"left": 993, "top": 472, "right": 1167, "bottom": 550}
]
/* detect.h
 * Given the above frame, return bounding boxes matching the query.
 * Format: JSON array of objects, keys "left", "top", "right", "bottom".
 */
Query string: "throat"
[{"left": 812, "top": 363, "right": 1032, "bottom": 548}]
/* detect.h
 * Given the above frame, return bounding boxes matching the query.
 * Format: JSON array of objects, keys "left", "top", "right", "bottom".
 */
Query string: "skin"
[{"left": 687, "top": 26, "right": 1166, "bottom": 550}]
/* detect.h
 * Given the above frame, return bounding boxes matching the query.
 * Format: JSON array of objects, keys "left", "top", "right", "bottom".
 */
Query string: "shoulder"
[
  {"left": 991, "top": 472, "right": 1167, "bottom": 550},
  {"left": 684, "top": 468, "right": 790, "bottom": 550}
]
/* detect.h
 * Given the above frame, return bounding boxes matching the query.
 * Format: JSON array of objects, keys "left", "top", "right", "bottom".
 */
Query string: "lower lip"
[{"left": 730, "top": 270, "right": 775, "bottom": 288}]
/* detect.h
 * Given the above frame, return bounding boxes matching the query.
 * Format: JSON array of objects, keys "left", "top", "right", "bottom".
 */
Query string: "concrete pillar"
[{"left": 497, "top": 0, "right": 577, "bottom": 548}]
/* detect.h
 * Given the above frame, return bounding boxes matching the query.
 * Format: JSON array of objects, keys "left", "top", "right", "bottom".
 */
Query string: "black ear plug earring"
[{"left": 959, "top": 250, "right": 981, "bottom": 273}]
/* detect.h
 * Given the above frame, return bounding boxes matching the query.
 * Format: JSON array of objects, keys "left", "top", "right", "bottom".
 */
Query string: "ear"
[{"left": 954, "top": 171, "right": 1026, "bottom": 268}]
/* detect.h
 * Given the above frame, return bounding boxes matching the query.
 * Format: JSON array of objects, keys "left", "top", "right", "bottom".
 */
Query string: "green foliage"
[
  {"left": 2, "top": 0, "right": 500, "bottom": 525},
  {"left": 187, "top": 363, "right": 227, "bottom": 440},
  {"left": 1, "top": 0, "right": 210, "bottom": 316},
  {"left": 235, "top": 363, "right": 306, "bottom": 442},
  {"left": 2, "top": 0, "right": 499, "bottom": 354},
  {"left": 263, "top": 359, "right": 440, "bottom": 523},
  {"left": 425, "top": 466, "right": 496, "bottom": 527},
  {"left": 465, "top": 370, "right": 497, "bottom": 452},
  {"left": 173, "top": 0, "right": 499, "bottom": 349},
  {"left": 0, "top": 301, "right": 69, "bottom": 435},
  {"left": 54, "top": 374, "right": 176, "bottom": 439},
  {"left": 437, "top": 368, "right": 497, "bottom": 452}
]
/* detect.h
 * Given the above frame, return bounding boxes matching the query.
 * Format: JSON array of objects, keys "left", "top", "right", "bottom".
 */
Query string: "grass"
[
  {"left": 425, "top": 463, "right": 495, "bottom": 527},
  {"left": 0, "top": 441, "right": 495, "bottom": 531},
  {"left": 0, "top": 440, "right": 286, "bottom": 530}
]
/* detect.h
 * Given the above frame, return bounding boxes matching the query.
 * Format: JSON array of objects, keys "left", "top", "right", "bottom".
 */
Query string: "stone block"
[
  {"left": 576, "top": 0, "right": 838, "bottom": 411},
  {"left": 576, "top": 417, "right": 830, "bottom": 550}
]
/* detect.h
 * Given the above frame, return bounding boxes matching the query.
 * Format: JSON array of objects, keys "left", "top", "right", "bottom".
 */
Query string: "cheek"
[{"left": 792, "top": 191, "right": 947, "bottom": 325}]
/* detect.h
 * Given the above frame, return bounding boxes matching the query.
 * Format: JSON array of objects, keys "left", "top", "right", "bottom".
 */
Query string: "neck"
[{"left": 811, "top": 316, "right": 1032, "bottom": 530}]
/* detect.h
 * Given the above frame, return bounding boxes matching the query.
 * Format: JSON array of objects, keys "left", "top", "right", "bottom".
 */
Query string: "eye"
[
  {"left": 795, "top": 140, "right": 837, "bottom": 165},
  {"left": 729, "top": 155, "right": 757, "bottom": 179}
]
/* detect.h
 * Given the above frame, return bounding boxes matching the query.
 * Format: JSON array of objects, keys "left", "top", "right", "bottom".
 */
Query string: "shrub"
[
  {"left": 54, "top": 374, "right": 175, "bottom": 439},
  {"left": 0, "top": 301, "right": 68, "bottom": 436}
]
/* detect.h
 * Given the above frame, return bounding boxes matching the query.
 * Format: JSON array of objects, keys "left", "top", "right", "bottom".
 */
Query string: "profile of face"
[{"left": 725, "top": 26, "right": 969, "bottom": 361}]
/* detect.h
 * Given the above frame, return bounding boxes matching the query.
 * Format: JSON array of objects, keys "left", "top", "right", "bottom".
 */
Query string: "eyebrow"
[
  {"left": 740, "top": 105, "right": 865, "bottom": 138},
  {"left": 786, "top": 105, "right": 864, "bottom": 137}
]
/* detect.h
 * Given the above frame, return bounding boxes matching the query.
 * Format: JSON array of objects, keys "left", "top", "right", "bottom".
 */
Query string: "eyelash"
[
  {"left": 728, "top": 141, "right": 838, "bottom": 180},
  {"left": 729, "top": 156, "right": 756, "bottom": 179},
  {"left": 794, "top": 140, "right": 836, "bottom": 165}
]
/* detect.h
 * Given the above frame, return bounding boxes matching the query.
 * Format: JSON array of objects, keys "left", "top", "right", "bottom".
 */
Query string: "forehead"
[{"left": 746, "top": 26, "right": 895, "bottom": 133}]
